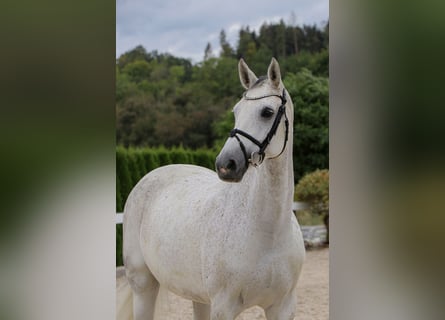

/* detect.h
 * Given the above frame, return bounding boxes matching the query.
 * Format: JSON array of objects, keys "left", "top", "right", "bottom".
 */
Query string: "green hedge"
[{"left": 116, "top": 146, "right": 218, "bottom": 266}]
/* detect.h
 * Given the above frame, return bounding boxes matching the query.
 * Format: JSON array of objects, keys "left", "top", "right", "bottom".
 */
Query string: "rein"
[{"left": 229, "top": 88, "right": 289, "bottom": 168}]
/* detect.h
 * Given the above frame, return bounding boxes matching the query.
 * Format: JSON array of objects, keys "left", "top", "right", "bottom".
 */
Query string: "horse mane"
[{"left": 252, "top": 75, "right": 267, "bottom": 88}]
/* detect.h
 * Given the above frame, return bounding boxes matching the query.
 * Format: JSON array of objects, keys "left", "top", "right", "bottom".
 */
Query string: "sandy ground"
[{"left": 146, "top": 247, "right": 329, "bottom": 320}]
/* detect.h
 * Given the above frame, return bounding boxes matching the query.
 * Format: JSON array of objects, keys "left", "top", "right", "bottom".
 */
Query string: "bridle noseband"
[{"left": 229, "top": 88, "right": 289, "bottom": 168}]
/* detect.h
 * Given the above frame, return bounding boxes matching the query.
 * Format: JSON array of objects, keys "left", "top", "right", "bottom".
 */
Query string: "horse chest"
[
  {"left": 201, "top": 219, "right": 299, "bottom": 305},
  {"left": 202, "top": 243, "right": 297, "bottom": 308}
]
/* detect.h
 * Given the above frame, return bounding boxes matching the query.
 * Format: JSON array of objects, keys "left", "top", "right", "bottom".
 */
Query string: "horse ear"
[
  {"left": 267, "top": 57, "right": 282, "bottom": 88},
  {"left": 238, "top": 58, "right": 258, "bottom": 90}
]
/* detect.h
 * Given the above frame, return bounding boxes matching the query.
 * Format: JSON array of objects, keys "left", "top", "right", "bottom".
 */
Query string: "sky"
[{"left": 117, "top": 0, "right": 329, "bottom": 63}]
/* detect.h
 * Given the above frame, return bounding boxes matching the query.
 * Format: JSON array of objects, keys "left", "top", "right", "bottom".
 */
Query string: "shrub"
[
  {"left": 116, "top": 146, "right": 132, "bottom": 210},
  {"left": 127, "top": 149, "right": 144, "bottom": 186},
  {"left": 142, "top": 149, "right": 160, "bottom": 172},
  {"left": 116, "top": 174, "right": 122, "bottom": 212},
  {"left": 193, "top": 148, "right": 216, "bottom": 170},
  {"left": 295, "top": 169, "right": 329, "bottom": 242},
  {"left": 116, "top": 224, "right": 123, "bottom": 266},
  {"left": 134, "top": 149, "right": 148, "bottom": 175},
  {"left": 157, "top": 146, "right": 172, "bottom": 166},
  {"left": 170, "top": 146, "right": 190, "bottom": 164},
  {"left": 295, "top": 169, "right": 329, "bottom": 215}
]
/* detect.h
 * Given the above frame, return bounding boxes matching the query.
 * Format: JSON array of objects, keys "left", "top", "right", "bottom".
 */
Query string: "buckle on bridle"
[{"left": 249, "top": 151, "right": 263, "bottom": 167}]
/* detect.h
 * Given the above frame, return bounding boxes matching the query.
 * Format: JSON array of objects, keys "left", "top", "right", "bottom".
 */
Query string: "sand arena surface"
[{"left": 122, "top": 247, "right": 329, "bottom": 320}]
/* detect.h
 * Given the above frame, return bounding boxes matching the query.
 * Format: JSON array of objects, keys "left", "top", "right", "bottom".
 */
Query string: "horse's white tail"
[
  {"left": 116, "top": 267, "right": 133, "bottom": 320},
  {"left": 116, "top": 267, "right": 170, "bottom": 320}
]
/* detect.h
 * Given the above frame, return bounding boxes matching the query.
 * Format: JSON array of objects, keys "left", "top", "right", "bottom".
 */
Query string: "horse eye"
[{"left": 261, "top": 107, "right": 274, "bottom": 118}]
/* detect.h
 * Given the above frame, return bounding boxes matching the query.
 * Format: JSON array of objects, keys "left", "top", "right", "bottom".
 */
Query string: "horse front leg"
[
  {"left": 209, "top": 292, "right": 242, "bottom": 320},
  {"left": 265, "top": 289, "right": 297, "bottom": 320}
]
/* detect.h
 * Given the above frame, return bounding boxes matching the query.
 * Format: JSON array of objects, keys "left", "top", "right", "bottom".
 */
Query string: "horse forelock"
[
  {"left": 242, "top": 78, "right": 283, "bottom": 100},
  {"left": 251, "top": 75, "right": 267, "bottom": 88}
]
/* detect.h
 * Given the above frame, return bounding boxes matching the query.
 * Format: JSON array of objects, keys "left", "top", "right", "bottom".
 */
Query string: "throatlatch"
[{"left": 229, "top": 88, "right": 289, "bottom": 168}]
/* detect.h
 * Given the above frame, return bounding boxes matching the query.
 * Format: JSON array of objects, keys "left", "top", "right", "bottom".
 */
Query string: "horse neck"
[
  {"left": 246, "top": 123, "right": 294, "bottom": 231},
  {"left": 261, "top": 96, "right": 294, "bottom": 212}
]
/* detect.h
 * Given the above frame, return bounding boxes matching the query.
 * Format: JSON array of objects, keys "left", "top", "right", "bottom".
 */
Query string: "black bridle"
[{"left": 229, "top": 88, "right": 289, "bottom": 168}]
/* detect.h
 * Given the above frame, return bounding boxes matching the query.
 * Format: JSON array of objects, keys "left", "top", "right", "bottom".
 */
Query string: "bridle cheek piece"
[{"left": 229, "top": 88, "right": 289, "bottom": 168}]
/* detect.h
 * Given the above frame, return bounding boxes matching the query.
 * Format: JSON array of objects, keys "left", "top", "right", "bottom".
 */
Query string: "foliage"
[
  {"left": 284, "top": 68, "right": 329, "bottom": 182},
  {"left": 116, "top": 146, "right": 132, "bottom": 212},
  {"left": 295, "top": 168, "right": 329, "bottom": 242},
  {"left": 295, "top": 169, "right": 329, "bottom": 216},
  {"left": 116, "top": 224, "right": 123, "bottom": 266},
  {"left": 212, "top": 108, "right": 235, "bottom": 150},
  {"left": 116, "top": 20, "right": 329, "bottom": 150}
]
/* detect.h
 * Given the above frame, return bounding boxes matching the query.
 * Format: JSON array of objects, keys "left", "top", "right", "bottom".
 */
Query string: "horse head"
[{"left": 216, "top": 58, "right": 290, "bottom": 182}]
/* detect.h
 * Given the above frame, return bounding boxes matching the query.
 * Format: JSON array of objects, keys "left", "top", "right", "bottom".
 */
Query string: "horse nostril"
[{"left": 227, "top": 159, "right": 236, "bottom": 171}]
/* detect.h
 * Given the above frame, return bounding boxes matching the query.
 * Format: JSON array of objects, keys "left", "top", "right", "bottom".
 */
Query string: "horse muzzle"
[{"left": 215, "top": 152, "right": 247, "bottom": 183}]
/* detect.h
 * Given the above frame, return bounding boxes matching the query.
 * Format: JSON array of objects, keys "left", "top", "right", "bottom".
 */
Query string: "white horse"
[{"left": 122, "top": 58, "right": 305, "bottom": 320}]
